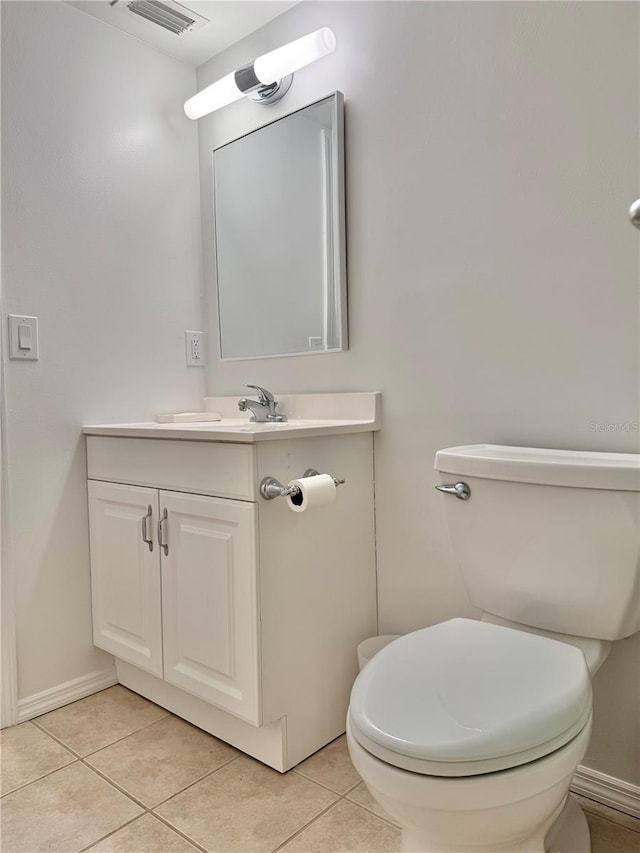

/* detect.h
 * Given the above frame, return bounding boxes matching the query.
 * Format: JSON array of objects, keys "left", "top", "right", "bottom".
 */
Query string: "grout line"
[
  {"left": 29, "top": 719, "right": 85, "bottom": 758},
  {"left": 340, "top": 791, "right": 400, "bottom": 830},
  {"left": 0, "top": 756, "right": 80, "bottom": 799},
  {"left": 32, "top": 712, "right": 171, "bottom": 760},
  {"left": 150, "top": 811, "right": 209, "bottom": 852},
  {"left": 10, "top": 690, "right": 403, "bottom": 850},
  {"left": 76, "top": 813, "right": 148, "bottom": 853},
  {"left": 270, "top": 800, "right": 342, "bottom": 853},
  {"left": 77, "top": 758, "right": 151, "bottom": 811},
  {"left": 7, "top": 750, "right": 215, "bottom": 852},
  {"left": 78, "top": 750, "right": 242, "bottom": 814},
  {"left": 290, "top": 768, "right": 357, "bottom": 798},
  {"left": 2, "top": 733, "right": 235, "bottom": 852},
  {"left": 151, "top": 754, "right": 243, "bottom": 810},
  {"left": 343, "top": 778, "right": 364, "bottom": 796},
  {"left": 26, "top": 711, "right": 245, "bottom": 828}
]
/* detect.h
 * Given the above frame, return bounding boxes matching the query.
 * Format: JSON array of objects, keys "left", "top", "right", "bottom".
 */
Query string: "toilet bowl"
[
  {"left": 348, "top": 619, "right": 593, "bottom": 853},
  {"left": 347, "top": 444, "right": 640, "bottom": 853},
  {"left": 347, "top": 716, "right": 591, "bottom": 853}
]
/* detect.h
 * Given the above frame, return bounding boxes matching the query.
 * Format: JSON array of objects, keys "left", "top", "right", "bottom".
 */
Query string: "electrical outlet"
[{"left": 185, "top": 331, "right": 205, "bottom": 366}]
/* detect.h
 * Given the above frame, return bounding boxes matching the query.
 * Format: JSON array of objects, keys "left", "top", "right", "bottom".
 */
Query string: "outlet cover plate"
[{"left": 185, "top": 330, "right": 205, "bottom": 367}]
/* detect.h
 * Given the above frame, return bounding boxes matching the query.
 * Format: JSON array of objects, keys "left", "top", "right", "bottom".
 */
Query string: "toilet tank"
[{"left": 434, "top": 445, "right": 640, "bottom": 641}]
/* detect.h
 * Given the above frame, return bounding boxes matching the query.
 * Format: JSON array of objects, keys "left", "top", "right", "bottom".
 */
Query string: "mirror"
[{"left": 213, "top": 92, "right": 347, "bottom": 360}]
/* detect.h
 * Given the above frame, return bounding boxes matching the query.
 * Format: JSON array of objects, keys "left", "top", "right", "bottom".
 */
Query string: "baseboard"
[
  {"left": 17, "top": 666, "right": 118, "bottom": 723},
  {"left": 572, "top": 764, "right": 640, "bottom": 819}
]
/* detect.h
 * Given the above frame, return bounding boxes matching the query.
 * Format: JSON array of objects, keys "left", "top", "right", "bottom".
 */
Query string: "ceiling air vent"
[{"left": 110, "top": 0, "right": 209, "bottom": 36}]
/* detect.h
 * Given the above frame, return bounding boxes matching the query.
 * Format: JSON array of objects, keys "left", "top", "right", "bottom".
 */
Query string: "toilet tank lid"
[{"left": 434, "top": 444, "right": 640, "bottom": 491}]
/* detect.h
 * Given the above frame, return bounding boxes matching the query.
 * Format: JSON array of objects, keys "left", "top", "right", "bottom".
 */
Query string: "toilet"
[{"left": 347, "top": 444, "right": 640, "bottom": 853}]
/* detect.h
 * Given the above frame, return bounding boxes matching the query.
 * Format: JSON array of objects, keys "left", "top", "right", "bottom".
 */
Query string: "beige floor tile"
[
  {"left": 36, "top": 685, "right": 168, "bottom": 756},
  {"left": 587, "top": 812, "right": 640, "bottom": 853},
  {"left": 575, "top": 793, "right": 640, "bottom": 834},
  {"left": 156, "top": 754, "right": 338, "bottom": 853},
  {"left": 87, "top": 814, "right": 200, "bottom": 852},
  {"left": 279, "top": 799, "right": 401, "bottom": 853},
  {"left": 0, "top": 761, "right": 143, "bottom": 853},
  {"left": 345, "top": 781, "right": 400, "bottom": 827},
  {"left": 86, "top": 715, "right": 238, "bottom": 806},
  {"left": 294, "top": 735, "right": 361, "bottom": 795},
  {"left": 0, "top": 720, "right": 76, "bottom": 795}
]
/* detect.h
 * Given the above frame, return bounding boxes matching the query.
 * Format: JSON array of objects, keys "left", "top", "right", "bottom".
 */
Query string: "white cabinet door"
[
  {"left": 159, "top": 491, "right": 260, "bottom": 725},
  {"left": 88, "top": 482, "right": 163, "bottom": 677}
]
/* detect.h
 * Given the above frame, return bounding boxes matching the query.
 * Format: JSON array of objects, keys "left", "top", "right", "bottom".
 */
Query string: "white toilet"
[{"left": 347, "top": 444, "right": 640, "bottom": 853}]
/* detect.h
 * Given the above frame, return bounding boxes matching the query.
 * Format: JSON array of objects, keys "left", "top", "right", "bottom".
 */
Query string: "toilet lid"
[{"left": 348, "top": 618, "right": 592, "bottom": 777}]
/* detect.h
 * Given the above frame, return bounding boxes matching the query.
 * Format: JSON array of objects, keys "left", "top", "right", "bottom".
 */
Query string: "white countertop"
[
  {"left": 82, "top": 418, "right": 378, "bottom": 443},
  {"left": 83, "top": 393, "right": 381, "bottom": 443}
]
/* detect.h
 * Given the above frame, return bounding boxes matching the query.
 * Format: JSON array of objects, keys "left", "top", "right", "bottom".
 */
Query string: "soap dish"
[{"left": 156, "top": 412, "right": 222, "bottom": 424}]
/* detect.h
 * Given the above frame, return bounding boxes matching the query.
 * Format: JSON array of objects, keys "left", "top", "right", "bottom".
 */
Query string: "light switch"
[
  {"left": 18, "top": 323, "right": 32, "bottom": 350},
  {"left": 9, "top": 315, "right": 39, "bottom": 360}
]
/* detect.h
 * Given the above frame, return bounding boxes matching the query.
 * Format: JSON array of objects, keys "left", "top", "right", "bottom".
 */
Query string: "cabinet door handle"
[
  {"left": 157, "top": 507, "right": 169, "bottom": 556},
  {"left": 141, "top": 505, "right": 154, "bottom": 552}
]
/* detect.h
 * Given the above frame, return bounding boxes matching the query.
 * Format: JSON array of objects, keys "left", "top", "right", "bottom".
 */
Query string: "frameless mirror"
[{"left": 213, "top": 92, "right": 347, "bottom": 360}]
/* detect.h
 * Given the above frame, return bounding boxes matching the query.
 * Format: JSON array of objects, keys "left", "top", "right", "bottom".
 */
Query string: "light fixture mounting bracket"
[
  {"left": 247, "top": 75, "right": 293, "bottom": 105},
  {"left": 234, "top": 62, "right": 293, "bottom": 106}
]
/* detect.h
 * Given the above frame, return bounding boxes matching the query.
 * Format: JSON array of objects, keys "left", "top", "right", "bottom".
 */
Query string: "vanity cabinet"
[
  {"left": 84, "top": 415, "right": 377, "bottom": 772},
  {"left": 88, "top": 482, "right": 258, "bottom": 723}
]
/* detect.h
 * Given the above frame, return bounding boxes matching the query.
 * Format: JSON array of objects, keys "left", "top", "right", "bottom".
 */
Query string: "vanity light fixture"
[{"left": 183, "top": 27, "right": 336, "bottom": 120}]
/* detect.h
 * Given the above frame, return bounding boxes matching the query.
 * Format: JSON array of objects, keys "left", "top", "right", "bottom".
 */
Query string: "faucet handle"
[{"left": 243, "top": 384, "right": 275, "bottom": 404}]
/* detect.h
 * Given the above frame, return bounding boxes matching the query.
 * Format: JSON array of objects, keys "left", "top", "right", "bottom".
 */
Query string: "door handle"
[
  {"left": 435, "top": 482, "right": 471, "bottom": 500},
  {"left": 630, "top": 199, "right": 640, "bottom": 230},
  {"left": 157, "top": 507, "right": 169, "bottom": 556},
  {"left": 141, "top": 505, "right": 154, "bottom": 552}
]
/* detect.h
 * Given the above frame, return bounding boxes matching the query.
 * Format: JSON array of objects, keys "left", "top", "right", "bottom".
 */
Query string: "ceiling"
[{"left": 69, "top": 1, "right": 299, "bottom": 67}]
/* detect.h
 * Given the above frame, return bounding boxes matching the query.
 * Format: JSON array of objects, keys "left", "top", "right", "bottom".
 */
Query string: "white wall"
[
  {"left": 1, "top": 1, "right": 205, "bottom": 703},
  {"left": 197, "top": 2, "right": 640, "bottom": 785}
]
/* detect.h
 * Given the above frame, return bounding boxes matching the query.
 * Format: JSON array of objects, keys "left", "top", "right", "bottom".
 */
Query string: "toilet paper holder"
[{"left": 260, "top": 468, "right": 345, "bottom": 501}]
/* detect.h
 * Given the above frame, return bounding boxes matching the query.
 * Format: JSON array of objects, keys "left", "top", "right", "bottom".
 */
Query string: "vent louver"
[{"left": 127, "top": 0, "right": 198, "bottom": 35}]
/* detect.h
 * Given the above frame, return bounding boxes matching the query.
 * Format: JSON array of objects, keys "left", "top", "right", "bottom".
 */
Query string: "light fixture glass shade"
[
  {"left": 184, "top": 71, "right": 243, "bottom": 120},
  {"left": 253, "top": 27, "right": 336, "bottom": 85},
  {"left": 183, "top": 27, "right": 337, "bottom": 120}
]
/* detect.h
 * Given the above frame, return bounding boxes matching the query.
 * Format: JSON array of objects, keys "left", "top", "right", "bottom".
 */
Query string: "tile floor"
[{"left": 1, "top": 686, "right": 639, "bottom": 852}]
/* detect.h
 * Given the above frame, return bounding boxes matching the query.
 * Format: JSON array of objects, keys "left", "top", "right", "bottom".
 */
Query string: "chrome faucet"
[{"left": 238, "top": 384, "right": 286, "bottom": 423}]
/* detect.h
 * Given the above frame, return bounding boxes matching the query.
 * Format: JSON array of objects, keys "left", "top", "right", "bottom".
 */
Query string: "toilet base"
[
  {"left": 546, "top": 795, "right": 590, "bottom": 853},
  {"left": 400, "top": 796, "right": 590, "bottom": 853},
  {"left": 347, "top": 715, "right": 592, "bottom": 853}
]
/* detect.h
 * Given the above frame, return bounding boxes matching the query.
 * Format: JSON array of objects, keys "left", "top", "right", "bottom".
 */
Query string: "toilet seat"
[{"left": 348, "top": 618, "right": 592, "bottom": 777}]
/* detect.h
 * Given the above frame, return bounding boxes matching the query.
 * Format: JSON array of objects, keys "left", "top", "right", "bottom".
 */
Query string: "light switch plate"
[{"left": 9, "top": 315, "right": 39, "bottom": 360}]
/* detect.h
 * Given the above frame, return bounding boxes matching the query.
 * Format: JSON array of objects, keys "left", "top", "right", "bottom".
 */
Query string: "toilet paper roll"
[{"left": 286, "top": 474, "right": 336, "bottom": 513}]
